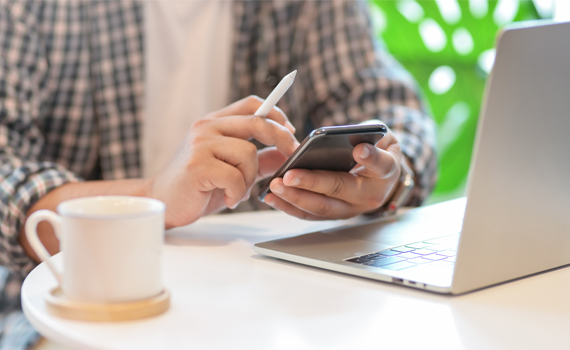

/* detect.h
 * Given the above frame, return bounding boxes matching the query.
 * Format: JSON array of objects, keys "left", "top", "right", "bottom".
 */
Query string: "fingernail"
[
  {"left": 287, "top": 177, "right": 300, "bottom": 186},
  {"left": 272, "top": 184, "right": 284, "bottom": 194},
  {"left": 359, "top": 145, "right": 370, "bottom": 159},
  {"left": 230, "top": 202, "right": 238, "bottom": 209},
  {"left": 265, "top": 197, "right": 275, "bottom": 206}
]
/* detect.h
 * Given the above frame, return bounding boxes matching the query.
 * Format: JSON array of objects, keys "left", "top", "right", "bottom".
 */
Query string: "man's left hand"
[{"left": 263, "top": 128, "right": 402, "bottom": 220}]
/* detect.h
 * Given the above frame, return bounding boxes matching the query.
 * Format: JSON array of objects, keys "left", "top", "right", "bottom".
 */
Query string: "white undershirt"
[{"left": 143, "top": 1, "right": 232, "bottom": 177}]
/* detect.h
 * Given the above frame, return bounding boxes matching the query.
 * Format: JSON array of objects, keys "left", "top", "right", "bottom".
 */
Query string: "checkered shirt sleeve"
[
  {"left": 233, "top": 1, "right": 437, "bottom": 207},
  {"left": 0, "top": 1, "right": 82, "bottom": 277}
]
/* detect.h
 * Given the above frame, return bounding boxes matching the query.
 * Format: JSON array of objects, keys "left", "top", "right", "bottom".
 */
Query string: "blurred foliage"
[{"left": 369, "top": 0, "right": 546, "bottom": 203}]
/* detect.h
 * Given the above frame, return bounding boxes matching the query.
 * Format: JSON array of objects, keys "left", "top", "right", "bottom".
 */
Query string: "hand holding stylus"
[{"left": 150, "top": 73, "right": 298, "bottom": 227}]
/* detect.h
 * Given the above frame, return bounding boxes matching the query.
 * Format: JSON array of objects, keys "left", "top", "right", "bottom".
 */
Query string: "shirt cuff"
[{"left": 0, "top": 162, "right": 81, "bottom": 277}]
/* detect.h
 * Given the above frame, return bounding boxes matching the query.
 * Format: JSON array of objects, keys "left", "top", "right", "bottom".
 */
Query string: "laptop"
[{"left": 254, "top": 20, "right": 570, "bottom": 295}]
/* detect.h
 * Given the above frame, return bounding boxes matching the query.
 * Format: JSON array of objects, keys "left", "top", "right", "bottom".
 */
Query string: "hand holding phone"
[{"left": 258, "top": 123, "right": 387, "bottom": 202}]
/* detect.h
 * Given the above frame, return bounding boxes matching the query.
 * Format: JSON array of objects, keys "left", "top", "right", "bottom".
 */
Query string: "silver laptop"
[{"left": 254, "top": 20, "right": 570, "bottom": 295}]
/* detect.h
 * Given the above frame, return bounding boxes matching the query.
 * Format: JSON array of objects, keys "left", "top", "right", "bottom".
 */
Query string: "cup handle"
[{"left": 25, "top": 210, "right": 64, "bottom": 286}]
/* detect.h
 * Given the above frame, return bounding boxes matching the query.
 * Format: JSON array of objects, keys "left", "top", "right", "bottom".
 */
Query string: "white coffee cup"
[{"left": 25, "top": 196, "right": 166, "bottom": 303}]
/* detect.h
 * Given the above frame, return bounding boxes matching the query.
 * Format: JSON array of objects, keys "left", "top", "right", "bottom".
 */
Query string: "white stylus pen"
[{"left": 254, "top": 70, "right": 297, "bottom": 117}]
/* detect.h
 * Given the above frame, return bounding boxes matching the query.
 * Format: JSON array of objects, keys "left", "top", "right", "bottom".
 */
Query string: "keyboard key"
[
  {"left": 368, "top": 255, "right": 387, "bottom": 261},
  {"left": 407, "top": 257, "right": 431, "bottom": 264},
  {"left": 422, "top": 254, "right": 447, "bottom": 261},
  {"left": 438, "top": 250, "right": 457, "bottom": 257},
  {"left": 365, "top": 256, "right": 406, "bottom": 267},
  {"left": 424, "top": 244, "right": 449, "bottom": 252},
  {"left": 411, "top": 249, "right": 436, "bottom": 256},
  {"left": 379, "top": 250, "right": 401, "bottom": 256},
  {"left": 405, "top": 242, "right": 432, "bottom": 249},
  {"left": 380, "top": 261, "right": 417, "bottom": 271},
  {"left": 391, "top": 246, "right": 415, "bottom": 253},
  {"left": 397, "top": 252, "right": 420, "bottom": 259}
]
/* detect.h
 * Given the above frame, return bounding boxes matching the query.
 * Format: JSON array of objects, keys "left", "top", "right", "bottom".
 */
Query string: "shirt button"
[{"left": 265, "top": 75, "right": 278, "bottom": 89}]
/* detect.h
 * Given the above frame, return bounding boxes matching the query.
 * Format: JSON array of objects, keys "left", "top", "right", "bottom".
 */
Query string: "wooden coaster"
[{"left": 45, "top": 288, "right": 170, "bottom": 322}]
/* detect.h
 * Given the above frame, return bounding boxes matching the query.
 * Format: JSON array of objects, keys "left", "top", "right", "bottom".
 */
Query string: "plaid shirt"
[{"left": 0, "top": 1, "right": 436, "bottom": 347}]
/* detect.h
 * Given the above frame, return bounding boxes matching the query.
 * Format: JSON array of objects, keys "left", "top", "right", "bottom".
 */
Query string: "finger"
[
  {"left": 256, "top": 147, "right": 288, "bottom": 182},
  {"left": 207, "top": 137, "right": 259, "bottom": 191},
  {"left": 282, "top": 169, "right": 367, "bottom": 204},
  {"left": 253, "top": 98, "right": 296, "bottom": 134},
  {"left": 211, "top": 115, "right": 299, "bottom": 156},
  {"left": 197, "top": 159, "right": 247, "bottom": 209},
  {"left": 207, "top": 95, "right": 296, "bottom": 134},
  {"left": 269, "top": 178, "right": 357, "bottom": 219},
  {"left": 263, "top": 193, "right": 325, "bottom": 221},
  {"left": 374, "top": 128, "right": 398, "bottom": 150},
  {"left": 371, "top": 129, "right": 401, "bottom": 171},
  {"left": 352, "top": 143, "right": 399, "bottom": 179},
  {"left": 204, "top": 189, "right": 228, "bottom": 214}
]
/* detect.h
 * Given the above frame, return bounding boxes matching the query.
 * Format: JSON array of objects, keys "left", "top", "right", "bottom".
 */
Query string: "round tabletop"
[{"left": 22, "top": 200, "right": 570, "bottom": 349}]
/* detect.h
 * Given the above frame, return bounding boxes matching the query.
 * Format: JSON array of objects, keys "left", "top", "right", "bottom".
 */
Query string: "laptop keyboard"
[{"left": 345, "top": 234, "right": 459, "bottom": 271}]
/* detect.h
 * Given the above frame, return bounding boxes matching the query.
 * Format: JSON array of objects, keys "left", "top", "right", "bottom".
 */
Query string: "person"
[{"left": 0, "top": 1, "right": 436, "bottom": 349}]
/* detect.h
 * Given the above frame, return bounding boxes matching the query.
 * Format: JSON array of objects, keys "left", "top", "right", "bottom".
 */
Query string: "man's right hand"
[
  {"left": 148, "top": 96, "right": 299, "bottom": 228},
  {"left": 20, "top": 96, "right": 298, "bottom": 262}
]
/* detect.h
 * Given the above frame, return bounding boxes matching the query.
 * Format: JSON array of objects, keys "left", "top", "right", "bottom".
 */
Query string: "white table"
[{"left": 22, "top": 199, "right": 570, "bottom": 349}]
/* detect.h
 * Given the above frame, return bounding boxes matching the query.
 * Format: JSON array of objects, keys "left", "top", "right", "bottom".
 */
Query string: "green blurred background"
[{"left": 368, "top": 0, "right": 555, "bottom": 203}]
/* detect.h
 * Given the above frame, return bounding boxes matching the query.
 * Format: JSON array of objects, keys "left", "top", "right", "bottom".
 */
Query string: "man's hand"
[
  {"left": 149, "top": 96, "right": 298, "bottom": 228},
  {"left": 20, "top": 96, "right": 298, "bottom": 262},
  {"left": 263, "top": 129, "right": 402, "bottom": 220}
]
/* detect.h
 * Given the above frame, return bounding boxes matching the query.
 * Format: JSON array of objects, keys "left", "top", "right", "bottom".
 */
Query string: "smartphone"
[{"left": 258, "top": 123, "right": 387, "bottom": 202}]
